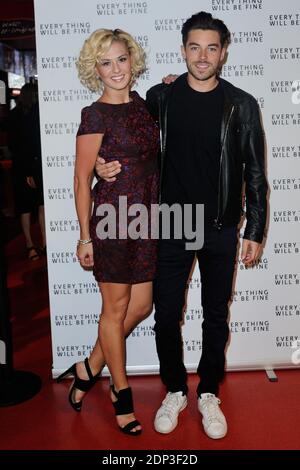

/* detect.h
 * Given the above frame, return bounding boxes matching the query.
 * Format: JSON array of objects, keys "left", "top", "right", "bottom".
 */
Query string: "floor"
[{"left": 1, "top": 220, "right": 300, "bottom": 451}]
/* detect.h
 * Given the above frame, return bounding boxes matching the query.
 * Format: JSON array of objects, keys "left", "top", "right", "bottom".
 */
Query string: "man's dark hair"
[{"left": 181, "top": 11, "right": 231, "bottom": 48}]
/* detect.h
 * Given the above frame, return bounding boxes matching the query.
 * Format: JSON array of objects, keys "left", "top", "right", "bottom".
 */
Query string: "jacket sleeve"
[
  {"left": 243, "top": 98, "right": 268, "bottom": 243},
  {"left": 146, "top": 83, "right": 167, "bottom": 122}
]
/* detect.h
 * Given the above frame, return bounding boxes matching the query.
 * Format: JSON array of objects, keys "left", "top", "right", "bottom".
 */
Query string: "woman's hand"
[
  {"left": 95, "top": 156, "right": 121, "bottom": 182},
  {"left": 77, "top": 243, "right": 94, "bottom": 268}
]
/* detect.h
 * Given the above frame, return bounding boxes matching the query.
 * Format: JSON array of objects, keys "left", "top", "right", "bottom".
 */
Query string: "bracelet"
[{"left": 77, "top": 238, "right": 92, "bottom": 245}]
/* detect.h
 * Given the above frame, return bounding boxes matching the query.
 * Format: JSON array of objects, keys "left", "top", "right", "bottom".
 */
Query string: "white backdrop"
[{"left": 34, "top": 0, "right": 300, "bottom": 377}]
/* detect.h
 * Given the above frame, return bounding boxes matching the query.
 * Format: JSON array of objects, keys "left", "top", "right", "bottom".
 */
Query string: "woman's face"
[{"left": 96, "top": 40, "right": 132, "bottom": 91}]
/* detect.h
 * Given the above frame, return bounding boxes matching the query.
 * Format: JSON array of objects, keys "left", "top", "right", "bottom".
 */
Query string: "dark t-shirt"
[{"left": 162, "top": 73, "right": 224, "bottom": 224}]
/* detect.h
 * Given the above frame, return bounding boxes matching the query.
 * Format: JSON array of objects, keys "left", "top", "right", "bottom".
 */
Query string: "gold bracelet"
[{"left": 77, "top": 238, "right": 92, "bottom": 245}]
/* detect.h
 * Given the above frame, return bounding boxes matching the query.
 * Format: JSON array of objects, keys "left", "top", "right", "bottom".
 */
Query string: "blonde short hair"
[{"left": 77, "top": 28, "right": 146, "bottom": 92}]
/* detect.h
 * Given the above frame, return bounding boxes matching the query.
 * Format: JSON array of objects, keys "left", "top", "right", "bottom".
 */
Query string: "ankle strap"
[
  {"left": 112, "top": 387, "right": 134, "bottom": 416},
  {"left": 84, "top": 358, "right": 94, "bottom": 380},
  {"left": 110, "top": 384, "right": 118, "bottom": 400}
]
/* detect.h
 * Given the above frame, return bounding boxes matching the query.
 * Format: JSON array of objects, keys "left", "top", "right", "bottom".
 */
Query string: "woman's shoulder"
[
  {"left": 82, "top": 101, "right": 103, "bottom": 111},
  {"left": 80, "top": 101, "right": 108, "bottom": 119},
  {"left": 77, "top": 102, "right": 107, "bottom": 136}
]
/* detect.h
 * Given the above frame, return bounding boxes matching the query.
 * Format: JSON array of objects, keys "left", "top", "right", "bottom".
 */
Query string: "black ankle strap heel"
[
  {"left": 111, "top": 386, "right": 142, "bottom": 436},
  {"left": 57, "top": 358, "right": 101, "bottom": 412}
]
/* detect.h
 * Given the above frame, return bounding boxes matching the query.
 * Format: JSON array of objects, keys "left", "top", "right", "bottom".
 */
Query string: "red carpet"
[{"left": 1, "top": 224, "right": 300, "bottom": 450}]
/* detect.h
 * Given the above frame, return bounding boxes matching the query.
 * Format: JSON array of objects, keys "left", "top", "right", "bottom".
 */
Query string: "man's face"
[{"left": 181, "top": 29, "right": 227, "bottom": 82}]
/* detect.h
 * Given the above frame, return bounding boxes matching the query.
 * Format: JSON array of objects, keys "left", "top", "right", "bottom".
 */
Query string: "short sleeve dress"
[{"left": 77, "top": 91, "right": 160, "bottom": 284}]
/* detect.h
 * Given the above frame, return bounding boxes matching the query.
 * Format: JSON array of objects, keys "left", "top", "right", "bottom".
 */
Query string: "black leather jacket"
[{"left": 146, "top": 75, "right": 268, "bottom": 243}]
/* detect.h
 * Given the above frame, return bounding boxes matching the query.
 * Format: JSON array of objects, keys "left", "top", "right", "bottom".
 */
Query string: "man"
[{"left": 96, "top": 11, "right": 268, "bottom": 439}]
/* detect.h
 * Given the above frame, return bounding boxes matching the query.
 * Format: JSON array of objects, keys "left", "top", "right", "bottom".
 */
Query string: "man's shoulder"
[
  {"left": 220, "top": 78, "right": 257, "bottom": 106},
  {"left": 146, "top": 73, "right": 186, "bottom": 100},
  {"left": 146, "top": 82, "right": 169, "bottom": 100}
]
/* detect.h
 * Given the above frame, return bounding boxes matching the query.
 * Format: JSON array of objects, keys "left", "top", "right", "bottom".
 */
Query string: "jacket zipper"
[
  {"left": 158, "top": 93, "right": 169, "bottom": 204},
  {"left": 214, "top": 105, "right": 235, "bottom": 230}
]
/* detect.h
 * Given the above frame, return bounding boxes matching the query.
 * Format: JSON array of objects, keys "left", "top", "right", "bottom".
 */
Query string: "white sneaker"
[
  {"left": 154, "top": 391, "right": 187, "bottom": 434},
  {"left": 198, "top": 393, "right": 227, "bottom": 439}
]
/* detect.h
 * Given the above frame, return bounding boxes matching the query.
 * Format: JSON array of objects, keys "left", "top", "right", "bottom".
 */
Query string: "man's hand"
[
  {"left": 241, "top": 239, "right": 261, "bottom": 266},
  {"left": 95, "top": 156, "right": 121, "bottom": 182},
  {"left": 162, "top": 74, "right": 179, "bottom": 84},
  {"left": 26, "top": 176, "right": 36, "bottom": 188}
]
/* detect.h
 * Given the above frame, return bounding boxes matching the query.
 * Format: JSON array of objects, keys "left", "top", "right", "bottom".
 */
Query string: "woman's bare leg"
[
  {"left": 74, "top": 282, "right": 153, "bottom": 419},
  {"left": 99, "top": 282, "right": 130, "bottom": 388},
  {"left": 76, "top": 281, "right": 152, "bottom": 380},
  {"left": 21, "top": 212, "right": 34, "bottom": 247},
  {"left": 38, "top": 205, "right": 46, "bottom": 247},
  {"left": 89, "top": 281, "right": 152, "bottom": 371},
  {"left": 98, "top": 282, "right": 143, "bottom": 431}
]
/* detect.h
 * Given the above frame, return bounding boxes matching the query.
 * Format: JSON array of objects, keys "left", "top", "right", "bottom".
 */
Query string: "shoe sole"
[{"left": 154, "top": 399, "right": 188, "bottom": 434}]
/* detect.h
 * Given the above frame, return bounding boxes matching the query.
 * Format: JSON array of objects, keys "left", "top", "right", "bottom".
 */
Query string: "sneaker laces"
[
  {"left": 160, "top": 393, "right": 182, "bottom": 419},
  {"left": 201, "top": 394, "right": 222, "bottom": 424}
]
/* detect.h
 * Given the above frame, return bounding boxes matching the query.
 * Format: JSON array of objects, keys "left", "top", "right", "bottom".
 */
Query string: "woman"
[
  {"left": 57, "top": 28, "right": 159, "bottom": 436},
  {"left": 7, "top": 83, "right": 46, "bottom": 260}
]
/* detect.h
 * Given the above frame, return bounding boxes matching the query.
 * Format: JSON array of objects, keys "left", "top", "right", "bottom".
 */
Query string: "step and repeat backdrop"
[{"left": 34, "top": 0, "right": 300, "bottom": 376}]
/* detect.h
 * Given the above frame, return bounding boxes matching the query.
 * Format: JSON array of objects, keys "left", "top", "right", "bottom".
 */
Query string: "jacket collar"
[
  {"left": 159, "top": 73, "right": 238, "bottom": 104},
  {"left": 159, "top": 73, "right": 236, "bottom": 120}
]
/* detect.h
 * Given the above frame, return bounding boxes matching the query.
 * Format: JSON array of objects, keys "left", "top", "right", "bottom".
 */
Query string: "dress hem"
[{"left": 93, "top": 276, "right": 156, "bottom": 285}]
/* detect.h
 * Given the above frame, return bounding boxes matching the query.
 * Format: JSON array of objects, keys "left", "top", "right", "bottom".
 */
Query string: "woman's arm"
[{"left": 74, "top": 133, "right": 103, "bottom": 266}]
